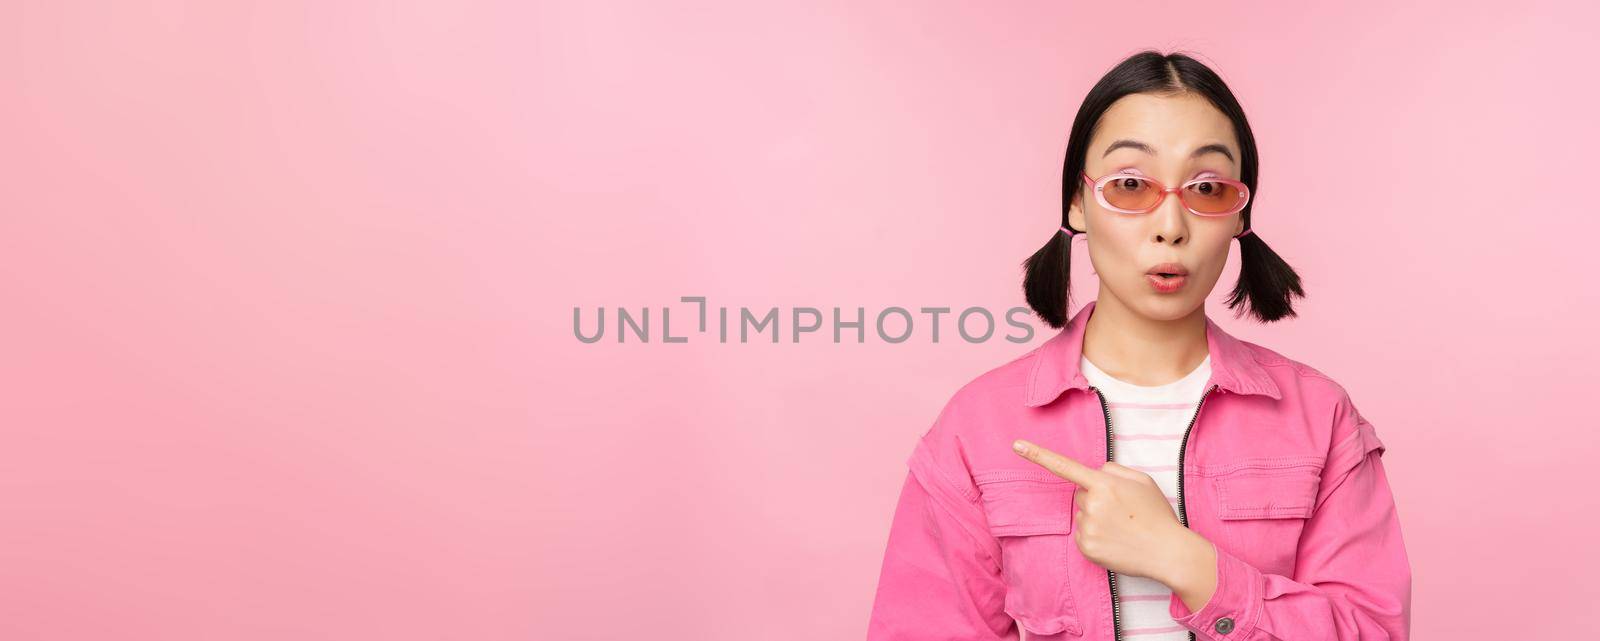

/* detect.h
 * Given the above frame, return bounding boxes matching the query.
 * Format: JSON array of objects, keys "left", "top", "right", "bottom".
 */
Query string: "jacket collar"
[{"left": 1024, "top": 299, "right": 1281, "bottom": 407}]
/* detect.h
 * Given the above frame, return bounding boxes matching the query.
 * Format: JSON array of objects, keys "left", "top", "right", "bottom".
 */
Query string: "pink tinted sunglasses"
[{"left": 1080, "top": 170, "right": 1251, "bottom": 217}]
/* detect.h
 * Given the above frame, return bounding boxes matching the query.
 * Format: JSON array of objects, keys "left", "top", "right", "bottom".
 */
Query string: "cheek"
[
  {"left": 1196, "top": 243, "right": 1234, "bottom": 282},
  {"left": 1083, "top": 228, "right": 1143, "bottom": 277}
]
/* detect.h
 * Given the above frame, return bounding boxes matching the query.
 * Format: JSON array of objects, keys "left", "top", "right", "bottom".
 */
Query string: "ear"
[{"left": 1067, "top": 190, "right": 1088, "bottom": 233}]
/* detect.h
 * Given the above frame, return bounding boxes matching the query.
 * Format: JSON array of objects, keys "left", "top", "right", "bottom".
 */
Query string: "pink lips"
[
  {"left": 1145, "top": 262, "right": 1188, "bottom": 276},
  {"left": 1146, "top": 273, "right": 1186, "bottom": 293},
  {"left": 1145, "top": 262, "right": 1188, "bottom": 293}
]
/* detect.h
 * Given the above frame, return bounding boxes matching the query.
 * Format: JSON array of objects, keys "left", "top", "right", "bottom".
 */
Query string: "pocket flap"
[
  {"left": 975, "top": 472, "right": 1076, "bottom": 536},
  {"left": 1215, "top": 466, "right": 1320, "bottom": 520},
  {"left": 1006, "top": 604, "right": 1074, "bottom": 636}
]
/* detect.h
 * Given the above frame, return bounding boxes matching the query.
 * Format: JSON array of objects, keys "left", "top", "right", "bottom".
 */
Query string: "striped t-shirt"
[{"left": 1078, "top": 352, "right": 1212, "bottom": 641}]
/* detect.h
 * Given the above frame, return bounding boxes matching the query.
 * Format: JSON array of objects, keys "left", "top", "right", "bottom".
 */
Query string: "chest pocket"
[
  {"left": 975, "top": 472, "right": 1083, "bottom": 638},
  {"left": 1211, "top": 459, "right": 1323, "bottom": 575}
]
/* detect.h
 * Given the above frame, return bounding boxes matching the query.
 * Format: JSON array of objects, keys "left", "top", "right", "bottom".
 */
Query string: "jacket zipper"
[
  {"left": 1173, "top": 384, "right": 1218, "bottom": 641},
  {"left": 1095, "top": 383, "right": 1218, "bottom": 641},
  {"left": 1091, "top": 386, "right": 1124, "bottom": 641}
]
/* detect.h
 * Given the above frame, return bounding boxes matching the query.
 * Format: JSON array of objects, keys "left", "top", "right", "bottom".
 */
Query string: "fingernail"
[{"left": 1013, "top": 440, "right": 1028, "bottom": 455}]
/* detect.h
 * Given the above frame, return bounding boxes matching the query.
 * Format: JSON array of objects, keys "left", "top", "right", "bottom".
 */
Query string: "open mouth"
[{"left": 1146, "top": 271, "right": 1187, "bottom": 292}]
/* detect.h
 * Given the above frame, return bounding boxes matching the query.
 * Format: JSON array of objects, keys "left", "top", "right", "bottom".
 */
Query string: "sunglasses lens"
[
  {"left": 1184, "top": 180, "right": 1246, "bottom": 214},
  {"left": 1102, "top": 176, "right": 1162, "bottom": 211}
]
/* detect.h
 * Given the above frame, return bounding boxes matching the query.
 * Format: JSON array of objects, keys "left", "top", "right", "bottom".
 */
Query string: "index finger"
[{"left": 1012, "top": 439, "right": 1103, "bottom": 489}]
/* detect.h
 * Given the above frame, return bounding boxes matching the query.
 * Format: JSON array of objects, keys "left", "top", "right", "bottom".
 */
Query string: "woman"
[{"left": 865, "top": 51, "right": 1411, "bottom": 641}]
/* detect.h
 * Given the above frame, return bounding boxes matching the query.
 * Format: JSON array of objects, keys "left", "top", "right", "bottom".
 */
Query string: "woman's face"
[{"left": 1068, "top": 92, "right": 1247, "bottom": 321}]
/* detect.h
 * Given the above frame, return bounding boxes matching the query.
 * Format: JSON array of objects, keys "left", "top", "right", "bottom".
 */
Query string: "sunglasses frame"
[{"left": 1080, "top": 170, "right": 1251, "bottom": 217}]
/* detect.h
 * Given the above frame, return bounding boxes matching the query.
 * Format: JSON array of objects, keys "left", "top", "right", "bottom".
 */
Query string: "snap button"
[{"left": 1214, "top": 616, "right": 1235, "bottom": 634}]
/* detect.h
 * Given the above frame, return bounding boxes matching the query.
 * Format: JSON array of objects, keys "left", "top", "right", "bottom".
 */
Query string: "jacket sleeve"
[
  {"left": 866, "top": 399, "right": 1018, "bottom": 641},
  {"left": 1168, "top": 389, "right": 1412, "bottom": 640}
]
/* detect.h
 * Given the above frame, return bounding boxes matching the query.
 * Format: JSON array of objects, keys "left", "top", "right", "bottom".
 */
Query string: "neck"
[{"left": 1081, "top": 294, "right": 1210, "bottom": 387}]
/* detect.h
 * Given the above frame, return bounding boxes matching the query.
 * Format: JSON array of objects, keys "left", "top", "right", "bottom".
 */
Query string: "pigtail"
[
  {"left": 1226, "top": 230, "right": 1306, "bottom": 322},
  {"left": 1022, "top": 226, "right": 1078, "bottom": 328}
]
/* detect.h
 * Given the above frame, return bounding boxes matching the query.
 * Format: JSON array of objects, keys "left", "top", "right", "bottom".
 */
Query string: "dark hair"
[{"left": 1022, "top": 50, "right": 1305, "bottom": 327}]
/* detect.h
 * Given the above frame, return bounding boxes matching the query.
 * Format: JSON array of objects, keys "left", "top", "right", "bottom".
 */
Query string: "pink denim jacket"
[{"left": 866, "top": 300, "right": 1410, "bottom": 640}]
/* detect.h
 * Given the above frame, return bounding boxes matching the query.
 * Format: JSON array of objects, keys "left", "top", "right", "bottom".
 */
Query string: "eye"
[
  {"left": 1185, "top": 173, "right": 1229, "bottom": 195},
  {"left": 1183, "top": 177, "right": 1245, "bottom": 212},
  {"left": 1109, "top": 175, "right": 1151, "bottom": 194}
]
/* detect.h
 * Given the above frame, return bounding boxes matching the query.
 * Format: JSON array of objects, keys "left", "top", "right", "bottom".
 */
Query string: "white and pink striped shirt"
[{"left": 1078, "top": 352, "right": 1212, "bottom": 641}]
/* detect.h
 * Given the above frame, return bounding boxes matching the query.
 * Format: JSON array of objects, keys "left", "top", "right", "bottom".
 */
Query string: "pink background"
[{"left": 3, "top": 1, "right": 1597, "bottom": 638}]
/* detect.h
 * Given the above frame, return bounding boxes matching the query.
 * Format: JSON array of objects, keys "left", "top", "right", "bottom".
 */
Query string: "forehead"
[{"left": 1088, "top": 93, "right": 1238, "bottom": 161}]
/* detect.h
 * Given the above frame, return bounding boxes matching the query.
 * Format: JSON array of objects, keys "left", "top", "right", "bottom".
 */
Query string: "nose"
[{"left": 1150, "top": 186, "right": 1190, "bottom": 245}]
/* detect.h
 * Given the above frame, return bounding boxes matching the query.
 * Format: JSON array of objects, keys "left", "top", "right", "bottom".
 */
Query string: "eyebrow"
[{"left": 1102, "top": 139, "right": 1236, "bottom": 164}]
